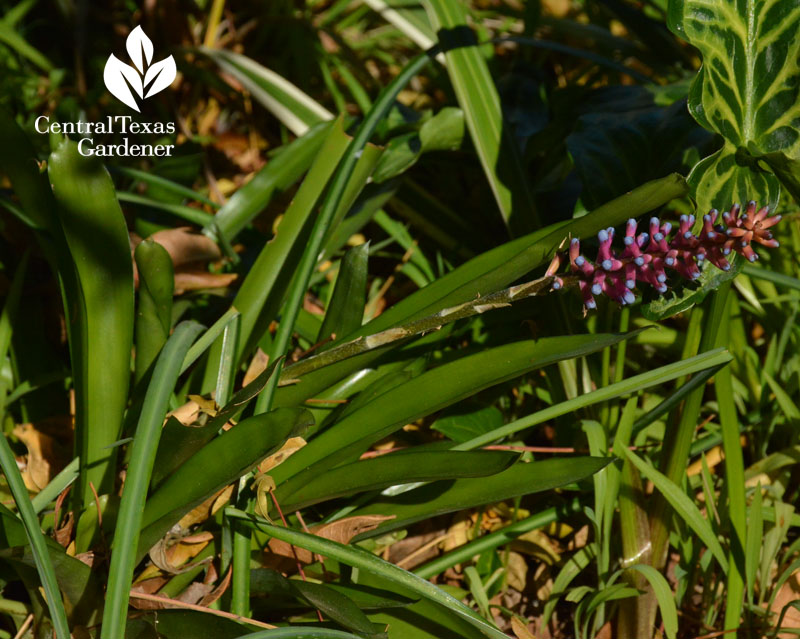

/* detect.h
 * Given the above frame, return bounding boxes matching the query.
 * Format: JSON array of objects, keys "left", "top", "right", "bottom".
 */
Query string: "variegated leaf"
[{"left": 668, "top": 0, "right": 800, "bottom": 210}]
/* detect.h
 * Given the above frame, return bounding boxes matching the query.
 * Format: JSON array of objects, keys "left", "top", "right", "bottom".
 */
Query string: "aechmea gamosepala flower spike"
[{"left": 549, "top": 202, "right": 783, "bottom": 312}]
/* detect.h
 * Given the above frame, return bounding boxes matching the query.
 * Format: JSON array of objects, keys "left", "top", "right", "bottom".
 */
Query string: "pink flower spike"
[
  {"left": 759, "top": 214, "right": 782, "bottom": 229},
  {"left": 754, "top": 205, "right": 770, "bottom": 223}
]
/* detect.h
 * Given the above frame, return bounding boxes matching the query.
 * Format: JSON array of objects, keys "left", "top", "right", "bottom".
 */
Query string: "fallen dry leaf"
[
  {"left": 266, "top": 515, "right": 395, "bottom": 565},
  {"left": 258, "top": 437, "right": 306, "bottom": 474},
  {"left": 771, "top": 569, "right": 800, "bottom": 638},
  {"left": 174, "top": 271, "right": 237, "bottom": 294},
  {"left": 505, "top": 551, "right": 528, "bottom": 592},
  {"left": 14, "top": 423, "right": 67, "bottom": 491},
  {"left": 150, "top": 228, "right": 221, "bottom": 267},
  {"left": 511, "top": 616, "right": 536, "bottom": 639},
  {"left": 243, "top": 349, "right": 269, "bottom": 387}
]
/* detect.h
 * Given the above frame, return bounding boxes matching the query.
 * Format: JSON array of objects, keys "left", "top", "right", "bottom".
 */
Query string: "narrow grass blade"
[
  {"left": 113, "top": 166, "right": 219, "bottom": 208},
  {"left": 627, "top": 564, "right": 678, "bottom": 639},
  {"left": 116, "top": 191, "right": 215, "bottom": 227},
  {"left": 414, "top": 498, "right": 582, "bottom": 579},
  {"left": 621, "top": 447, "right": 728, "bottom": 571},
  {"left": 0, "top": 433, "right": 70, "bottom": 639},
  {"left": 454, "top": 348, "right": 731, "bottom": 451},
  {"left": 422, "top": 0, "right": 538, "bottom": 234},
  {"left": 31, "top": 457, "right": 80, "bottom": 515},
  {"left": 226, "top": 510, "right": 511, "bottom": 639},
  {"left": 211, "top": 121, "right": 332, "bottom": 242},
  {"left": 180, "top": 306, "right": 240, "bottom": 374},
  {"left": 101, "top": 321, "right": 204, "bottom": 639},
  {"left": 199, "top": 47, "right": 334, "bottom": 136}
]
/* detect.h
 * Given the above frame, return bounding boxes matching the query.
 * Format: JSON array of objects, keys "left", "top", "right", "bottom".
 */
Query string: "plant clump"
[{"left": 546, "top": 201, "right": 782, "bottom": 310}]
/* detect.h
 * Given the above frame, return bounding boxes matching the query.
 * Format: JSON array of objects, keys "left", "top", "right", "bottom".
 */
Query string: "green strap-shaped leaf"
[
  {"left": 422, "top": 0, "right": 539, "bottom": 234},
  {"left": 318, "top": 242, "right": 370, "bottom": 347},
  {"left": 134, "top": 239, "right": 174, "bottom": 384},
  {"left": 227, "top": 509, "right": 511, "bottom": 639},
  {"left": 271, "top": 333, "right": 632, "bottom": 487},
  {"left": 48, "top": 136, "right": 135, "bottom": 509},
  {"left": 274, "top": 450, "right": 518, "bottom": 511},
  {"left": 667, "top": 0, "right": 800, "bottom": 209}
]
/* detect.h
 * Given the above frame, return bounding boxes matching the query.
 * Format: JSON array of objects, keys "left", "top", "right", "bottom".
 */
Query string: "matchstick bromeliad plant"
[{"left": 0, "top": 1, "right": 799, "bottom": 638}]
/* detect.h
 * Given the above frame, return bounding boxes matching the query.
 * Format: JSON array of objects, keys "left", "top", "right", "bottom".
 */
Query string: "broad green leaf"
[
  {"left": 621, "top": 448, "right": 728, "bottom": 571},
  {"left": 347, "top": 457, "right": 611, "bottom": 537},
  {"left": 372, "top": 107, "right": 465, "bottom": 183},
  {"left": 228, "top": 510, "right": 511, "bottom": 639},
  {"left": 198, "top": 47, "right": 333, "bottom": 136},
  {"left": 249, "top": 570, "right": 387, "bottom": 638},
  {"left": 272, "top": 333, "right": 631, "bottom": 486},
  {"left": 567, "top": 94, "right": 707, "bottom": 209},
  {"left": 235, "top": 629, "right": 365, "bottom": 639},
  {"left": 318, "top": 243, "right": 370, "bottom": 346},
  {"left": 431, "top": 403, "right": 504, "bottom": 443},
  {"left": 48, "top": 136, "right": 135, "bottom": 506},
  {"left": 134, "top": 239, "right": 174, "bottom": 383},
  {"left": 275, "top": 450, "right": 519, "bottom": 511},
  {"left": 422, "top": 0, "right": 539, "bottom": 234},
  {"left": 667, "top": 0, "right": 800, "bottom": 209},
  {"left": 137, "top": 407, "right": 314, "bottom": 562}
]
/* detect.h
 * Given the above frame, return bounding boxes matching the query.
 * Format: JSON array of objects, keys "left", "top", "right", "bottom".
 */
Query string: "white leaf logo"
[{"left": 103, "top": 26, "right": 176, "bottom": 112}]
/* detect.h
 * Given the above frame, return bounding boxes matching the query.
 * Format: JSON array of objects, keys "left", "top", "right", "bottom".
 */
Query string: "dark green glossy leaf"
[
  {"left": 137, "top": 407, "right": 314, "bottom": 561},
  {"left": 318, "top": 243, "right": 370, "bottom": 346},
  {"left": 272, "top": 333, "right": 633, "bottom": 485},
  {"left": 275, "top": 450, "right": 519, "bottom": 511},
  {"left": 431, "top": 404, "right": 504, "bottom": 443},
  {"left": 134, "top": 239, "right": 174, "bottom": 383},
  {"left": 372, "top": 107, "right": 464, "bottom": 183},
  {"left": 348, "top": 456, "right": 611, "bottom": 537}
]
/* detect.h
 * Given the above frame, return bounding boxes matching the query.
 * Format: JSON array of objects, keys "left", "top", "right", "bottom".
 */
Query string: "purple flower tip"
[
  {"left": 684, "top": 231, "right": 693, "bottom": 239},
  {"left": 774, "top": 241, "right": 780, "bottom": 247},
  {"left": 598, "top": 229, "right": 609, "bottom": 242},
  {"left": 696, "top": 253, "right": 705, "bottom": 261},
  {"left": 623, "top": 291, "right": 636, "bottom": 304},
  {"left": 722, "top": 247, "right": 731, "bottom": 255},
  {"left": 722, "top": 264, "right": 730, "bottom": 271},
  {"left": 749, "top": 254, "right": 757, "bottom": 262},
  {"left": 650, "top": 217, "right": 659, "bottom": 225},
  {"left": 691, "top": 271, "right": 700, "bottom": 280},
  {"left": 571, "top": 238, "right": 580, "bottom": 246},
  {"left": 586, "top": 299, "right": 596, "bottom": 310},
  {"left": 624, "top": 236, "right": 634, "bottom": 246},
  {"left": 634, "top": 257, "right": 644, "bottom": 266},
  {"left": 657, "top": 273, "right": 667, "bottom": 283},
  {"left": 657, "top": 284, "right": 668, "bottom": 293},
  {"left": 626, "top": 279, "right": 635, "bottom": 289},
  {"left": 707, "top": 231, "right": 716, "bottom": 239},
  {"left": 665, "top": 257, "right": 674, "bottom": 266},
  {"left": 553, "top": 281, "right": 562, "bottom": 290},
  {"left": 741, "top": 240, "right": 748, "bottom": 247},
  {"left": 748, "top": 200, "right": 756, "bottom": 206},
  {"left": 628, "top": 218, "right": 636, "bottom": 226},
  {"left": 680, "top": 214, "right": 688, "bottom": 222},
  {"left": 575, "top": 256, "right": 585, "bottom": 266},
  {"left": 602, "top": 259, "right": 613, "bottom": 270},
  {"left": 592, "top": 283, "right": 602, "bottom": 295},
  {"left": 654, "top": 232, "right": 664, "bottom": 241},
  {"left": 703, "top": 215, "right": 711, "bottom": 222},
  {"left": 663, "top": 223, "right": 672, "bottom": 233}
]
